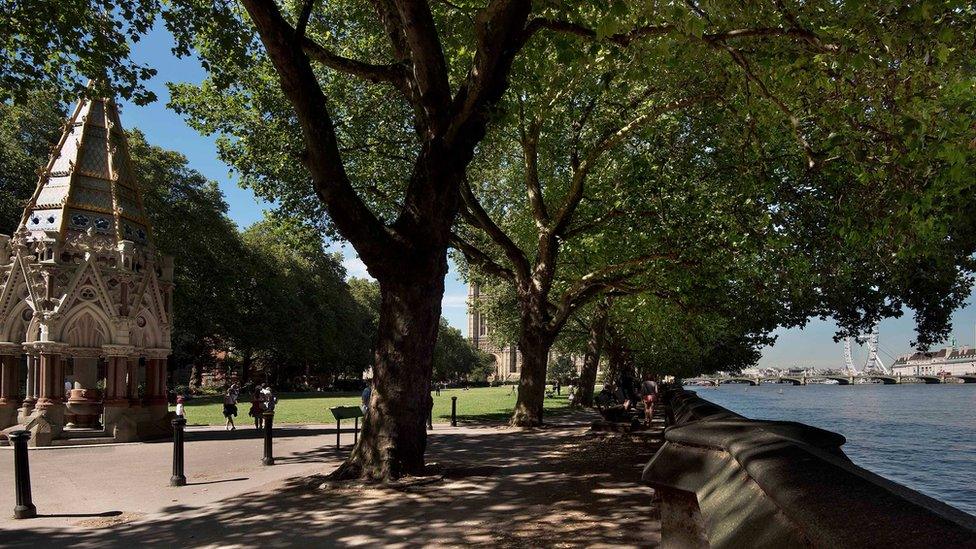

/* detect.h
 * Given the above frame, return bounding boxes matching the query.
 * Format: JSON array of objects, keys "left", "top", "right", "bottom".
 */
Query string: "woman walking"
[
  {"left": 640, "top": 374, "right": 659, "bottom": 428},
  {"left": 223, "top": 386, "right": 239, "bottom": 431}
]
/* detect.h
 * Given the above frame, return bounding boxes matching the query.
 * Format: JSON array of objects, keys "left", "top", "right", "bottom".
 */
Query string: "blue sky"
[{"left": 117, "top": 21, "right": 976, "bottom": 369}]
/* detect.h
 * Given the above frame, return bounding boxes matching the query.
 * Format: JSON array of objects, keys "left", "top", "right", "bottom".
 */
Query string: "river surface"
[{"left": 699, "top": 383, "right": 976, "bottom": 515}]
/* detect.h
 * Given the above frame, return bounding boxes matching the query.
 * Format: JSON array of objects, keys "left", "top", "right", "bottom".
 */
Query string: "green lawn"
[{"left": 174, "top": 385, "right": 573, "bottom": 426}]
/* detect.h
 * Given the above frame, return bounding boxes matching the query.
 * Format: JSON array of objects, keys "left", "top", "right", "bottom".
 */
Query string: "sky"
[{"left": 115, "top": 21, "right": 976, "bottom": 370}]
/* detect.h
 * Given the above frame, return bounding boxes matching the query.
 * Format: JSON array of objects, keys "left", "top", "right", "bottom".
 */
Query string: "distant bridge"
[{"left": 687, "top": 373, "right": 976, "bottom": 386}]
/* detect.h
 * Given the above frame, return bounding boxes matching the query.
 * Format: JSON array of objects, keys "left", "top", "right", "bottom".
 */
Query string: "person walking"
[
  {"left": 223, "top": 387, "right": 238, "bottom": 431},
  {"left": 249, "top": 390, "right": 264, "bottom": 429},
  {"left": 640, "top": 374, "right": 659, "bottom": 428}
]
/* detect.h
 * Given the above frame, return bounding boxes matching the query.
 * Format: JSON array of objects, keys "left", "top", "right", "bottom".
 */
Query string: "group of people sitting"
[{"left": 596, "top": 372, "right": 659, "bottom": 427}]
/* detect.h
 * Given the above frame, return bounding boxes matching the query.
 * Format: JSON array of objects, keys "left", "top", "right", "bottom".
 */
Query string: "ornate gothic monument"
[{"left": 0, "top": 94, "right": 174, "bottom": 446}]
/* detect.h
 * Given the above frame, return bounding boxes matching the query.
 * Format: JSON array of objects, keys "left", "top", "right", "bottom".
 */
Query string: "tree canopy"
[{"left": 6, "top": 0, "right": 974, "bottom": 475}]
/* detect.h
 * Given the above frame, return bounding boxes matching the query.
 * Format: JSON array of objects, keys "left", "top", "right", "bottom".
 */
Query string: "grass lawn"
[{"left": 174, "top": 385, "right": 573, "bottom": 427}]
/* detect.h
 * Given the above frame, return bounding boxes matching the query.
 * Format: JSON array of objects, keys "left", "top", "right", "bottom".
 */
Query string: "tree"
[
  {"left": 454, "top": 2, "right": 976, "bottom": 425},
  {"left": 0, "top": 93, "right": 65, "bottom": 234},
  {"left": 133, "top": 130, "right": 253, "bottom": 376},
  {"left": 164, "top": 0, "right": 541, "bottom": 479},
  {"left": 1, "top": 0, "right": 160, "bottom": 105},
  {"left": 350, "top": 278, "right": 489, "bottom": 383},
  {"left": 433, "top": 320, "right": 491, "bottom": 383},
  {"left": 577, "top": 298, "right": 610, "bottom": 407},
  {"left": 547, "top": 355, "right": 576, "bottom": 384}
]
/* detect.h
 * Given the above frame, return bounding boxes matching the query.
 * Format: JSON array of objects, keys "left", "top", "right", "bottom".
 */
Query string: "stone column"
[
  {"left": 64, "top": 350, "right": 103, "bottom": 429},
  {"left": 126, "top": 356, "right": 141, "bottom": 405},
  {"left": 102, "top": 345, "right": 137, "bottom": 441},
  {"left": 30, "top": 341, "right": 67, "bottom": 437},
  {"left": 142, "top": 350, "right": 172, "bottom": 435},
  {"left": 18, "top": 353, "right": 37, "bottom": 421},
  {"left": 102, "top": 346, "right": 133, "bottom": 407},
  {"left": 0, "top": 343, "right": 21, "bottom": 428}
]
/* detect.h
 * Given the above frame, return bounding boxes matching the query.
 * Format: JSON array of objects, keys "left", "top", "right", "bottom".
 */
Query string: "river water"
[{"left": 699, "top": 383, "right": 976, "bottom": 515}]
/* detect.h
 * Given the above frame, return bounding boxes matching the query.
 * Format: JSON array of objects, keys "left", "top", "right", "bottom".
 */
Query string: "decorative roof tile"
[{"left": 18, "top": 94, "right": 152, "bottom": 248}]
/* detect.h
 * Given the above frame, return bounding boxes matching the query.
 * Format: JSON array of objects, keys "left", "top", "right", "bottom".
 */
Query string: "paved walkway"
[{"left": 1, "top": 412, "right": 663, "bottom": 547}]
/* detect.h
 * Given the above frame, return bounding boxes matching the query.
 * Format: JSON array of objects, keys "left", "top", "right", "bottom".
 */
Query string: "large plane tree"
[{"left": 455, "top": 2, "right": 976, "bottom": 425}]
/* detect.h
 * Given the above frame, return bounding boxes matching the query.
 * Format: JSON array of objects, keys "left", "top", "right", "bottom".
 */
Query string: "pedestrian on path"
[
  {"left": 640, "top": 374, "right": 659, "bottom": 428},
  {"left": 223, "top": 387, "right": 238, "bottom": 431},
  {"left": 176, "top": 395, "right": 187, "bottom": 420},
  {"left": 249, "top": 390, "right": 264, "bottom": 429}
]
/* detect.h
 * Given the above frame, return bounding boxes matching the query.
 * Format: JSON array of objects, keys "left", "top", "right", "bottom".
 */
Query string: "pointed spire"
[{"left": 19, "top": 92, "right": 152, "bottom": 248}]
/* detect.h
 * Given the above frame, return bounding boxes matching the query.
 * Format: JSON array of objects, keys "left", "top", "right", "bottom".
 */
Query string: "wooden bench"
[{"left": 329, "top": 405, "right": 364, "bottom": 449}]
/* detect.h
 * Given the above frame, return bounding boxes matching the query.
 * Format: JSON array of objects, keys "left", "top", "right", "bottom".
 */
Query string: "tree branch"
[
  {"left": 295, "top": 0, "right": 316, "bottom": 39},
  {"left": 720, "top": 44, "right": 817, "bottom": 168},
  {"left": 450, "top": 233, "right": 515, "bottom": 281},
  {"left": 241, "top": 0, "right": 397, "bottom": 271},
  {"left": 521, "top": 118, "right": 549, "bottom": 227},
  {"left": 444, "top": 0, "right": 532, "bottom": 148},
  {"left": 395, "top": 0, "right": 452, "bottom": 132},
  {"left": 301, "top": 37, "right": 408, "bottom": 91},
  {"left": 549, "top": 253, "right": 690, "bottom": 331},
  {"left": 459, "top": 178, "right": 532, "bottom": 282},
  {"left": 526, "top": 18, "right": 839, "bottom": 53},
  {"left": 551, "top": 93, "right": 713, "bottom": 238}
]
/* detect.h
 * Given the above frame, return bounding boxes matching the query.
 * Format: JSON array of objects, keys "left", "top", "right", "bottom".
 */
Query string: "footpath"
[{"left": 0, "top": 411, "right": 663, "bottom": 548}]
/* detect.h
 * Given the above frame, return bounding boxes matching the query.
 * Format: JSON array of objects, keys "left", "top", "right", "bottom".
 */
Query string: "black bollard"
[
  {"left": 262, "top": 411, "right": 275, "bottom": 466},
  {"left": 170, "top": 417, "right": 187, "bottom": 486},
  {"left": 9, "top": 430, "right": 36, "bottom": 519},
  {"left": 451, "top": 396, "right": 457, "bottom": 427}
]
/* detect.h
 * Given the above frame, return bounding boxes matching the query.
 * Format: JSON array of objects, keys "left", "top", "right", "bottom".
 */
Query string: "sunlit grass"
[{"left": 173, "top": 385, "right": 573, "bottom": 426}]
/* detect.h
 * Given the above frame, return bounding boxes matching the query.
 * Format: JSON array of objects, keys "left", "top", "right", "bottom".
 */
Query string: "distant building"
[
  {"left": 892, "top": 347, "right": 976, "bottom": 376},
  {"left": 466, "top": 283, "right": 583, "bottom": 382}
]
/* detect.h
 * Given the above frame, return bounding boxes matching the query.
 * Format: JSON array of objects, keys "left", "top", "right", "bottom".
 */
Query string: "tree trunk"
[
  {"left": 511, "top": 327, "right": 554, "bottom": 427},
  {"left": 579, "top": 298, "right": 610, "bottom": 407},
  {"left": 332, "top": 260, "right": 446, "bottom": 480},
  {"left": 241, "top": 351, "right": 252, "bottom": 386},
  {"left": 604, "top": 327, "right": 635, "bottom": 386}
]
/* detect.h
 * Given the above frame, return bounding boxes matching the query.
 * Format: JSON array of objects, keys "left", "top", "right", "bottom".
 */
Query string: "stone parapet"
[{"left": 643, "top": 388, "right": 976, "bottom": 548}]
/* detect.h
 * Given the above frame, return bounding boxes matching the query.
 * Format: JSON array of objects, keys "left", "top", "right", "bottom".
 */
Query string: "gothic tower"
[{"left": 0, "top": 94, "right": 174, "bottom": 444}]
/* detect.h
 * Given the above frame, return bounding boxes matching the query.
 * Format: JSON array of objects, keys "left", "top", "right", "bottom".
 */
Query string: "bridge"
[{"left": 688, "top": 373, "right": 976, "bottom": 386}]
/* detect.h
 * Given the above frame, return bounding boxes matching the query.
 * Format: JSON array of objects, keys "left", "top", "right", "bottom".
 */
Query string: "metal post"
[
  {"left": 262, "top": 411, "right": 275, "bottom": 466},
  {"left": 9, "top": 430, "right": 36, "bottom": 519},
  {"left": 170, "top": 417, "right": 187, "bottom": 486},
  {"left": 451, "top": 396, "right": 457, "bottom": 427},
  {"left": 336, "top": 420, "right": 341, "bottom": 449}
]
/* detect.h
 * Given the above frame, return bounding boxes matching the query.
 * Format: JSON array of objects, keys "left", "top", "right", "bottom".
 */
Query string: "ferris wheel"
[{"left": 843, "top": 326, "right": 890, "bottom": 375}]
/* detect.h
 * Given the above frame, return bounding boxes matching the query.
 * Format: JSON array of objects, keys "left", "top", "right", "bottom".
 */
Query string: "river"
[{"left": 698, "top": 383, "right": 976, "bottom": 515}]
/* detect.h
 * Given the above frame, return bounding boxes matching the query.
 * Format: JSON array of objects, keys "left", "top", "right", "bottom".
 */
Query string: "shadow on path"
[
  {"left": 5, "top": 411, "right": 663, "bottom": 548},
  {"left": 185, "top": 477, "right": 250, "bottom": 487}
]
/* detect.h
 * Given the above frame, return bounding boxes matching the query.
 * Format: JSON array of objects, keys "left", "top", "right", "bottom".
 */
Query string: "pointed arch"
[
  {"left": 58, "top": 304, "right": 114, "bottom": 348},
  {"left": 3, "top": 300, "right": 34, "bottom": 343}
]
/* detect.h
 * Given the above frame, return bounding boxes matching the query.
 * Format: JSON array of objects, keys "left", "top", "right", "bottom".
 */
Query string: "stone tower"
[
  {"left": 0, "top": 94, "right": 174, "bottom": 445},
  {"left": 466, "top": 283, "right": 522, "bottom": 381}
]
